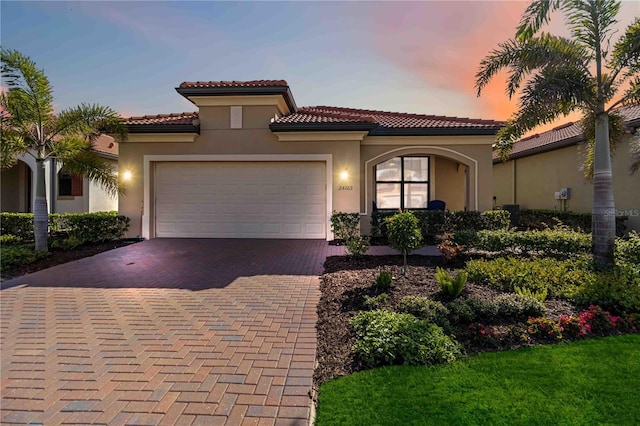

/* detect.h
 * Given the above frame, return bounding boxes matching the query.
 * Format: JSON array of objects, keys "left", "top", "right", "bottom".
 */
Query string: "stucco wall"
[
  {"left": 434, "top": 156, "right": 466, "bottom": 211},
  {"left": 492, "top": 134, "right": 640, "bottom": 232}
]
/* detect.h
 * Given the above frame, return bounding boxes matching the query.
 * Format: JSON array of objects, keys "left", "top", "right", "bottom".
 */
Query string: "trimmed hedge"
[
  {"left": 1, "top": 211, "right": 130, "bottom": 243},
  {"left": 371, "top": 209, "right": 510, "bottom": 239},
  {"left": 456, "top": 228, "right": 592, "bottom": 256},
  {"left": 519, "top": 209, "right": 628, "bottom": 235}
]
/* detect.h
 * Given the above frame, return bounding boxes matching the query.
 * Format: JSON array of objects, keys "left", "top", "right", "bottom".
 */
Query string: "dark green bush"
[
  {"left": 493, "top": 293, "right": 546, "bottom": 319},
  {"left": 446, "top": 298, "right": 497, "bottom": 323},
  {"left": 385, "top": 212, "right": 423, "bottom": 267},
  {"left": 362, "top": 293, "right": 388, "bottom": 310},
  {"left": 370, "top": 209, "right": 510, "bottom": 239},
  {"left": 465, "top": 257, "right": 594, "bottom": 299},
  {"left": 397, "top": 296, "right": 450, "bottom": 329},
  {"left": 346, "top": 236, "right": 370, "bottom": 257},
  {"left": 0, "top": 234, "right": 23, "bottom": 246},
  {"left": 0, "top": 211, "right": 129, "bottom": 243},
  {"left": 0, "top": 245, "right": 49, "bottom": 275},
  {"left": 519, "top": 209, "right": 627, "bottom": 235},
  {"left": 351, "top": 309, "right": 461, "bottom": 367},
  {"left": 375, "top": 270, "right": 393, "bottom": 290},
  {"left": 458, "top": 228, "right": 592, "bottom": 256},
  {"left": 330, "top": 211, "right": 361, "bottom": 241}
]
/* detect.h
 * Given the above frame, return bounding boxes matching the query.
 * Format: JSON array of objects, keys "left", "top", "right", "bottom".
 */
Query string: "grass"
[{"left": 315, "top": 334, "right": 640, "bottom": 425}]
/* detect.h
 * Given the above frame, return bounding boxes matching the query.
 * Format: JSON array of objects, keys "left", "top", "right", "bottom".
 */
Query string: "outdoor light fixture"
[
  {"left": 122, "top": 170, "right": 132, "bottom": 181},
  {"left": 340, "top": 170, "right": 350, "bottom": 181}
]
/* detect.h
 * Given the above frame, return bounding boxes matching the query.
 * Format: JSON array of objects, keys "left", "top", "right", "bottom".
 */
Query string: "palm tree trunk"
[
  {"left": 34, "top": 159, "right": 49, "bottom": 252},
  {"left": 592, "top": 112, "right": 615, "bottom": 266}
]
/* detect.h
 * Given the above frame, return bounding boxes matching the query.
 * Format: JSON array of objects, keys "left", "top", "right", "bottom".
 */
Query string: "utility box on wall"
[{"left": 559, "top": 187, "right": 570, "bottom": 200}]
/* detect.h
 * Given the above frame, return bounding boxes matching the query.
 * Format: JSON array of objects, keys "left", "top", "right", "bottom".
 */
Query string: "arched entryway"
[{"left": 1, "top": 159, "right": 34, "bottom": 212}]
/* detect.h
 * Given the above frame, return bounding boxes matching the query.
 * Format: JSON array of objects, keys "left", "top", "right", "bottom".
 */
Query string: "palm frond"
[
  {"left": 578, "top": 111, "right": 625, "bottom": 179},
  {"left": 610, "top": 18, "right": 640, "bottom": 81},
  {"left": 476, "top": 34, "right": 589, "bottom": 98},
  {"left": 58, "top": 150, "right": 121, "bottom": 196},
  {"left": 51, "top": 103, "right": 127, "bottom": 143},
  {"left": 560, "top": 0, "right": 620, "bottom": 51},
  {"left": 516, "top": 0, "right": 561, "bottom": 41}
]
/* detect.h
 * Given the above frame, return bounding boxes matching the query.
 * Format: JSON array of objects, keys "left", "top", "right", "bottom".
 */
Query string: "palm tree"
[
  {"left": 475, "top": 0, "right": 640, "bottom": 265},
  {"left": 1, "top": 48, "right": 127, "bottom": 252}
]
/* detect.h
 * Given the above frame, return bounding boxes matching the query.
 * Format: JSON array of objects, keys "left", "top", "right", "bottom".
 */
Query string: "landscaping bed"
[{"left": 314, "top": 253, "right": 636, "bottom": 387}]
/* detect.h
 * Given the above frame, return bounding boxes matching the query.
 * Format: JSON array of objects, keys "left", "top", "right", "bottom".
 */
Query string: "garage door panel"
[{"left": 155, "top": 162, "right": 326, "bottom": 238}]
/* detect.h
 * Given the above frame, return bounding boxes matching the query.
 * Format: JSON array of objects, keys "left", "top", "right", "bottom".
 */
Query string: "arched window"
[
  {"left": 375, "top": 156, "right": 429, "bottom": 209},
  {"left": 58, "top": 170, "right": 83, "bottom": 196}
]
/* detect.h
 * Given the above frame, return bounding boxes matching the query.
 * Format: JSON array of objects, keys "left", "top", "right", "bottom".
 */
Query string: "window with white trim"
[{"left": 375, "top": 156, "right": 429, "bottom": 209}]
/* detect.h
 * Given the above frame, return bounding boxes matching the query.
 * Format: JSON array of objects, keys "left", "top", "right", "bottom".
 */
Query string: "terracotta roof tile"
[
  {"left": 495, "top": 105, "right": 640, "bottom": 161},
  {"left": 179, "top": 80, "right": 288, "bottom": 89},
  {"left": 92, "top": 134, "right": 118, "bottom": 157},
  {"left": 275, "top": 106, "right": 502, "bottom": 129},
  {"left": 124, "top": 112, "right": 199, "bottom": 126}
]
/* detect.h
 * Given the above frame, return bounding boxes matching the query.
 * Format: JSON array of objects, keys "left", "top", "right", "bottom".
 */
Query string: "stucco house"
[
  {"left": 0, "top": 135, "right": 119, "bottom": 214},
  {"left": 119, "top": 80, "right": 501, "bottom": 240},
  {"left": 493, "top": 104, "right": 640, "bottom": 232}
]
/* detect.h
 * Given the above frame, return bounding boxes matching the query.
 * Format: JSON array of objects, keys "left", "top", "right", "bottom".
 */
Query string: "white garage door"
[{"left": 155, "top": 162, "right": 326, "bottom": 238}]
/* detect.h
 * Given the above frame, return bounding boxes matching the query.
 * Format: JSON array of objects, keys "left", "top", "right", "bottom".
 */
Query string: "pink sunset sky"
[{"left": 2, "top": 1, "right": 638, "bottom": 134}]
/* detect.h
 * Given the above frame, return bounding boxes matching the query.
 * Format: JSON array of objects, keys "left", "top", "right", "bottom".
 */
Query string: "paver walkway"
[{"left": 0, "top": 239, "right": 329, "bottom": 425}]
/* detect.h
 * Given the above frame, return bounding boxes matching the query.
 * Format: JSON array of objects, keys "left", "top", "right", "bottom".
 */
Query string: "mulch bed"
[
  {"left": 314, "top": 254, "right": 581, "bottom": 387},
  {"left": 1, "top": 239, "right": 140, "bottom": 281}
]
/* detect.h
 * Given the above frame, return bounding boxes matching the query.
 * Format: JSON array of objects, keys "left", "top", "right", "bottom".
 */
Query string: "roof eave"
[
  {"left": 176, "top": 85, "right": 297, "bottom": 113},
  {"left": 493, "top": 134, "right": 585, "bottom": 164},
  {"left": 370, "top": 126, "right": 501, "bottom": 136},
  {"left": 269, "top": 122, "right": 378, "bottom": 132},
  {"left": 126, "top": 124, "right": 201, "bottom": 134}
]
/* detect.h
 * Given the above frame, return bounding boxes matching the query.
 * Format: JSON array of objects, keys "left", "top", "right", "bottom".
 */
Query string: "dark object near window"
[
  {"left": 59, "top": 170, "right": 83, "bottom": 196},
  {"left": 428, "top": 200, "right": 446, "bottom": 211},
  {"left": 375, "top": 156, "right": 429, "bottom": 210}
]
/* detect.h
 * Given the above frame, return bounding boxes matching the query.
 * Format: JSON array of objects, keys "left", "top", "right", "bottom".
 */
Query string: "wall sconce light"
[
  {"left": 122, "top": 170, "right": 133, "bottom": 181},
  {"left": 340, "top": 170, "right": 349, "bottom": 181}
]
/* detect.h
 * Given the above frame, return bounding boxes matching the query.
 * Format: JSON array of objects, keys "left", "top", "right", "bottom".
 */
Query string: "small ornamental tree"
[{"left": 385, "top": 211, "right": 423, "bottom": 271}]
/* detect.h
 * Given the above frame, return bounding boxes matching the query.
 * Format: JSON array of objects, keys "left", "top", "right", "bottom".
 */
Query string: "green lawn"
[{"left": 315, "top": 334, "right": 640, "bottom": 426}]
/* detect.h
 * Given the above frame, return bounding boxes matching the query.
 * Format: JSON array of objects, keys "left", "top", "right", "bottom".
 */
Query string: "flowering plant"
[
  {"left": 469, "top": 323, "right": 499, "bottom": 347},
  {"left": 525, "top": 317, "right": 563, "bottom": 341}
]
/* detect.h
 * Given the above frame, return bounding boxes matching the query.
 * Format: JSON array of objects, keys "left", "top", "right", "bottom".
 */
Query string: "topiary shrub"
[
  {"left": 385, "top": 211, "right": 423, "bottom": 269},
  {"left": 398, "top": 296, "right": 450, "bottom": 329},
  {"left": 351, "top": 309, "right": 461, "bottom": 367}
]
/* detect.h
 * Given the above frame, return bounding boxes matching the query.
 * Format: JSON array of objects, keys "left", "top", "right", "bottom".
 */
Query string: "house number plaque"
[{"left": 338, "top": 186, "right": 353, "bottom": 191}]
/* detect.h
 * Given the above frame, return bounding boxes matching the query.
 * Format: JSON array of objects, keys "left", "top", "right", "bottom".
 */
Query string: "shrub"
[
  {"left": 465, "top": 257, "right": 594, "bottom": 299},
  {"left": 515, "top": 286, "right": 548, "bottom": 302},
  {"left": 523, "top": 317, "right": 563, "bottom": 341},
  {"left": 346, "top": 235, "right": 370, "bottom": 257},
  {"left": 459, "top": 228, "right": 592, "bottom": 256},
  {"left": 351, "top": 309, "right": 461, "bottom": 367},
  {"left": 330, "top": 211, "right": 361, "bottom": 241},
  {"left": 363, "top": 293, "right": 388, "bottom": 310},
  {"left": 615, "top": 231, "right": 640, "bottom": 273},
  {"left": 493, "top": 293, "right": 546, "bottom": 319},
  {"left": 468, "top": 323, "right": 499, "bottom": 347},
  {"left": 385, "top": 211, "right": 423, "bottom": 268},
  {"left": 446, "top": 298, "right": 497, "bottom": 323},
  {"left": 0, "top": 234, "right": 23, "bottom": 246},
  {"left": 375, "top": 269, "right": 393, "bottom": 291},
  {"left": 0, "top": 211, "right": 129, "bottom": 243},
  {"left": 435, "top": 267, "right": 467, "bottom": 299},
  {"left": 0, "top": 245, "right": 49, "bottom": 275},
  {"left": 49, "top": 236, "right": 84, "bottom": 251},
  {"left": 481, "top": 210, "right": 511, "bottom": 231},
  {"left": 397, "top": 296, "right": 450, "bottom": 329},
  {"left": 519, "top": 209, "right": 628, "bottom": 235},
  {"left": 572, "top": 266, "right": 640, "bottom": 313},
  {"left": 437, "top": 233, "right": 462, "bottom": 263}
]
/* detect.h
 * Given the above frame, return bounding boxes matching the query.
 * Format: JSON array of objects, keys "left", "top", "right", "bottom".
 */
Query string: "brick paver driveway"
[{"left": 1, "top": 239, "right": 330, "bottom": 425}]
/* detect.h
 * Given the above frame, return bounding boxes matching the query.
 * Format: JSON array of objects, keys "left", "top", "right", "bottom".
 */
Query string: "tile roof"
[
  {"left": 92, "top": 135, "right": 118, "bottom": 157},
  {"left": 275, "top": 106, "right": 502, "bottom": 130},
  {"left": 124, "top": 112, "right": 199, "bottom": 126},
  {"left": 495, "top": 104, "right": 640, "bottom": 161},
  {"left": 179, "top": 80, "right": 289, "bottom": 89}
]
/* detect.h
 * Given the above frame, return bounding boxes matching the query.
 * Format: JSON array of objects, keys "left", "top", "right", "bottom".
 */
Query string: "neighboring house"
[
  {"left": 0, "top": 135, "right": 119, "bottom": 214},
  {"left": 120, "top": 80, "right": 501, "bottom": 240},
  {"left": 493, "top": 105, "right": 640, "bottom": 232}
]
